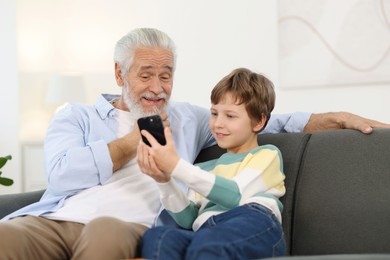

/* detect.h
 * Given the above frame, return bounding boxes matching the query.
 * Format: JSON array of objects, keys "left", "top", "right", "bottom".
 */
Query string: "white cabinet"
[{"left": 22, "top": 142, "right": 47, "bottom": 192}]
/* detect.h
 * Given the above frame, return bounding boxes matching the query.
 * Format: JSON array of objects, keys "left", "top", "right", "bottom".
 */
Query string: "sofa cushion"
[
  {"left": 0, "top": 189, "right": 44, "bottom": 219},
  {"left": 292, "top": 129, "right": 390, "bottom": 255}
]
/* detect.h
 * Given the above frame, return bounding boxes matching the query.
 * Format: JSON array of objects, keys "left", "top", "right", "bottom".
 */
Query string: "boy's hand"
[
  {"left": 137, "top": 140, "right": 170, "bottom": 183},
  {"left": 137, "top": 120, "right": 180, "bottom": 183}
]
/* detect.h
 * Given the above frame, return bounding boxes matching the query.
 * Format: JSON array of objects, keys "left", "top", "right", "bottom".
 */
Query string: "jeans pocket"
[{"left": 246, "top": 202, "right": 274, "bottom": 217}]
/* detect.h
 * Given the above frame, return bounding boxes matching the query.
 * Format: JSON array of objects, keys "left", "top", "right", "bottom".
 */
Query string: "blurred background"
[{"left": 1, "top": 0, "right": 389, "bottom": 194}]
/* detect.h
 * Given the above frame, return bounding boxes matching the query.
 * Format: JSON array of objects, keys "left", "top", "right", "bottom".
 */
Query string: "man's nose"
[{"left": 149, "top": 77, "right": 164, "bottom": 93}]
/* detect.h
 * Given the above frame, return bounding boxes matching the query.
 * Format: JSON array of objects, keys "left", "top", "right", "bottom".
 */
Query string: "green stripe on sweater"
[
  {"left": 167, "top": 201, "right": 198, "bottom": 229},
  {"left": 207, "top": 175, "right": 241, "bottom": 208}
]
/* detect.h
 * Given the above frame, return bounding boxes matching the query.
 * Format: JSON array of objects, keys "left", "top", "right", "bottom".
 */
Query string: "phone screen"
[{"left": 137, "top": 115, "right": 166, "bottom": 146}]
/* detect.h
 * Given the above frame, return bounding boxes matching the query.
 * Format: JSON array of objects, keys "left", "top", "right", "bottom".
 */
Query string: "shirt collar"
[{"left": 94, "top": 93, "right": 119, "bottom": 119}]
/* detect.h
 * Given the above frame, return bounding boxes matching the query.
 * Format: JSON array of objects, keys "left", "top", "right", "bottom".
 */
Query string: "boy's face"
[{"left": 210, "top": 93, "right": 263, "bottom": 154}]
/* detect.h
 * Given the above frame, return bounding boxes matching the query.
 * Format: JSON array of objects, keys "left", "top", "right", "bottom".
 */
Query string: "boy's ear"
[
  {"left": 253, "top": 114, "right": 267, "bottom": 132},
  {"left": 115, "top": 63, "right": 125, "bottom": 86}
]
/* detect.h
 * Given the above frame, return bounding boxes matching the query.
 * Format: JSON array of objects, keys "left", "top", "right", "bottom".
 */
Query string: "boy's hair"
[{"left": 210, "top": 68, "right": 275, "bottom": 132}]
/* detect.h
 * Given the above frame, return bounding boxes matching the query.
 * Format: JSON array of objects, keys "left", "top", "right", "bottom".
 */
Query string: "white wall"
[
  {"left": 7, "top": 0, "right": 390, "bottom": 192},
  {"left": 16, "top": 0, "right": 389, "bottom": 131},
  {"left": 0, "top": 0, "right": 21, "bottom": 194},
  {"left": 17, "top": 0, "right": 280, "bottom": 124}
]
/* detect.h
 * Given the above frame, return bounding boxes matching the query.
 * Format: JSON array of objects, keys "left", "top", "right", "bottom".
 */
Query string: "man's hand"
[
  {"left": 304, "top": 112, "right": 390, "bottom": 134},
  {"left": 159, "top": 111, "right": 170, "bottom": 128},
  {"left": 108, "top": 128, "right": 141, "bottom": 173},
  {"left": 108, "top": 112, "right": 170, "bottom": 173}
]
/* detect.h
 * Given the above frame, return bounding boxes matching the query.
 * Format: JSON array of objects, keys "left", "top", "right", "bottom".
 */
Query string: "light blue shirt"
[{"left": 2, "top": 94, "right": 310, "bottom": 221}]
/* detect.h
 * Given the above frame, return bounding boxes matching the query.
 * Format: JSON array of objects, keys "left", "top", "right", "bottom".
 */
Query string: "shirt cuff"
[
  {"left": 88, "top": 139, "right": 113, "bottom": 184},
  {"left": 157, "top": 179, "right": 181, "bottom": 196},
  {"left": 171, "top": 158, "right": 193, "bottom": 181},
  {"left": 157, "top": 178, "right": 190, "bottom": 213},
  {"left": 263, "top": 112, "right": 311, "bottom": 134}
]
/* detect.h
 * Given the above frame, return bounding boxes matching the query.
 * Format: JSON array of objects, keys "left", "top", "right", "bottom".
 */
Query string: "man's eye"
[{"left": 160, "top": 75, "right": 171, "bottom": 81}]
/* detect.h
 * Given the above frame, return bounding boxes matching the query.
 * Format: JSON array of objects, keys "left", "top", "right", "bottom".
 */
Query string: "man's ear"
[
  {"left": 115, "top": 63, "right": 125, "bottom": 86},
  {"left": 253, "top": 114, "right": 267, "bottom": 132}
]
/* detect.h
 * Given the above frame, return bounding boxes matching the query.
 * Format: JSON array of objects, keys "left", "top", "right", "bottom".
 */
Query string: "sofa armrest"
[{"left": 0, "top": 189, "right": 44, "bottom": 219}]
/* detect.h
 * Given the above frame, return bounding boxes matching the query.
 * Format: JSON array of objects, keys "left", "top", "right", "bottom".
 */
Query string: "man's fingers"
[
  {"left": 159, "top": 112, "right": 170, "bottom": 128},
  {"left": 359, "top": 125, "right": 373, "bottom": 134},
  {"left": 369, "top": 120, "right": 390, "bottom": 129},
  {"left": 164, "top": 127, "right": 173, "bottom": 144},
  {"left": 160, "top": 111, "right": 168, "bottom": 121},
  {"left": 346, "top": 115, "right": 390, "bottom": 134}
]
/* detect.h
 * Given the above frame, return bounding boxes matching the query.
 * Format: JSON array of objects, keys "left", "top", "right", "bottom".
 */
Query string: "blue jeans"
[{"left": 141, "top": 203, "right": 286, "bottom": 260}]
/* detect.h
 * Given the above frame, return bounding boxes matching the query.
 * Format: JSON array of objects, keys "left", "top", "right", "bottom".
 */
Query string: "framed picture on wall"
[{"left": 278, "top": 0, "right": 390, "bottom": 88}]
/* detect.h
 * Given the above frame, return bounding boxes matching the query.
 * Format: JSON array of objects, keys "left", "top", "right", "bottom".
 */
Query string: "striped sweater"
[{"left": 156, "top": 144, "right": 285, "bottom": 231}]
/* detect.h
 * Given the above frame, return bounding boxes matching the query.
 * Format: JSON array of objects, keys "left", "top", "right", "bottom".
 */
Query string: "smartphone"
[{"left": 137, "top": 115, "right": 166, "bottom": 146}]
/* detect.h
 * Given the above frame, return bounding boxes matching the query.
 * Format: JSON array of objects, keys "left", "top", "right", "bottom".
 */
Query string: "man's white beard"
[{"left": 123, "top": 80, "right": 169, "bottom": 121}]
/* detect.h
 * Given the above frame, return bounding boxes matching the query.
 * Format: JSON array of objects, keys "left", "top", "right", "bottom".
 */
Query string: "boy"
[{"left": 137, "top": 67, "right": 285, "bottom": 259}]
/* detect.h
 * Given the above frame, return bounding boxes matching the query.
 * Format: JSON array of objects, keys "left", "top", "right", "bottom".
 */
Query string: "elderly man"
[{"left": 0, "top": 28, "right": 389, "bottom": 260}]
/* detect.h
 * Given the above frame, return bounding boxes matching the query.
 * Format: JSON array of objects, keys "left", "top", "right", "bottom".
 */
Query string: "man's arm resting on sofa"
[
  {"left": 0, "top": 189, "right": 44, "bottom": 219},
  {"left": 304, "top": 112, "right": 390, "bottom": 134}
]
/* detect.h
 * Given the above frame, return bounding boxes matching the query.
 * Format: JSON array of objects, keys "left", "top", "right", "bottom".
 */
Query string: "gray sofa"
[{"left": 1, "top": 129, "right": 390, "bottom": 259}]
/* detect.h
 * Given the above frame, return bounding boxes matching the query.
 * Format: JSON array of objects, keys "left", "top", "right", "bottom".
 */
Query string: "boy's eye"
[{"left": 211, "top": 112, "right": 217, "bottom": 117}]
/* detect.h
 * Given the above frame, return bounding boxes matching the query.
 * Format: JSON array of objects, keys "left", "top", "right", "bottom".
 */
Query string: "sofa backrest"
[
  {"left": 291, "top": 129, "right": 390, "bottom": 255},
  {"left": 258, "top": 132, "right": 311, "bottom": 254}
]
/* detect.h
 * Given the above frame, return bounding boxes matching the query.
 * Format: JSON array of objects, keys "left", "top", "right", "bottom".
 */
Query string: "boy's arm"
[
  {"left": 172, "top": 146, "right": 284, "bottom": 209},
  {"left": 157, "top": 179, "right": 198, "bottom": 229}
]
